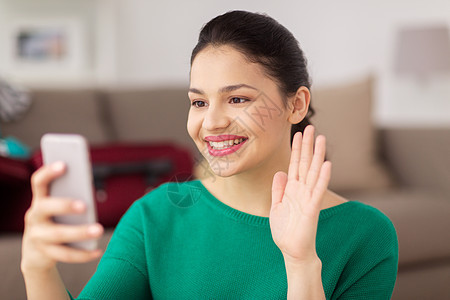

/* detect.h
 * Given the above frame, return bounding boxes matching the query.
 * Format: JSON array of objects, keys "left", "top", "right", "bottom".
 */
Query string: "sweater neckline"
[{"left": 190, "top": 179, "right": 356, "bottom": 227}]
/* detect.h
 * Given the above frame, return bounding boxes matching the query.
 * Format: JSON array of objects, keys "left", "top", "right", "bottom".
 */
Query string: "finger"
[
  {"left": 311, "top": 161, "right": 332, "bottom": 208},
  {"left": 29, "top": 198, "right": 86, "bottom": 223},
  {"left": 271, "top": 171, "right": 288, "bottom": 207},
  {"left": 288, "top": 132, "right": 302, "bottom": 181},
  {"left": 305, "top": 135, "right": 327, "bottom": 190},
  {"left": 298, "top": 125, "right": 315, "bottom": 183},
  {"left": 34, "top": 223, "right": 103, "bottom": 244},
  {"left": 31, "top": 162, "right": 66, "bottom": 199},
  {"left": 42, "top": 244, "right": 103, "bottom": 264}
]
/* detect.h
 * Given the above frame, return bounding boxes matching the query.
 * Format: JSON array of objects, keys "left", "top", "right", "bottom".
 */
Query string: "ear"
[{"left": 288, "top": 86, "right": 310, "bottom": 124}]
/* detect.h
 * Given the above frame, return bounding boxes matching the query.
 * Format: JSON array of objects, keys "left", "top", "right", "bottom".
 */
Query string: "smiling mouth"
[
  {"left": 207, "top": 138, "right": 247, "bottom": 150},
  {"left": 204, "top": 137, "right": 248, "bottom": 157}
]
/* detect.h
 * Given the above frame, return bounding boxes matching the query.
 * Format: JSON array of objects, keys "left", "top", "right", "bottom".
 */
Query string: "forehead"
[{"left": 190, "top": 45, "right": 273, "bottom": 89}]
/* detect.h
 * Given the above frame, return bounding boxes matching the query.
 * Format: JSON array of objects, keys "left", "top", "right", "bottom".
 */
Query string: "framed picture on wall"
[
  {"left": 15, "top": 26, "right": 67, "bottom": 63},
  {"left": 5, "top": 17, "right": 90, "bottom": 83}
]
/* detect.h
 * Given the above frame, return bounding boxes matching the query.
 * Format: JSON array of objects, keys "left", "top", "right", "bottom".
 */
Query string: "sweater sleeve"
[
  {"left": 73, "top": 199, "right": 152, "bottom": 300},
  {"left": 334, "top": 208, "right": 399, "bottom": 300},
  {"left": 336, "top": 251, "right": 398, "bottom": 299}
]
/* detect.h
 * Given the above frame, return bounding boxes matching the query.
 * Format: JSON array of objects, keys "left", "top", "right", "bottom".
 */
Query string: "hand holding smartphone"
[{"left": 41, "top": 133, "right": 98, "bottom": 250}]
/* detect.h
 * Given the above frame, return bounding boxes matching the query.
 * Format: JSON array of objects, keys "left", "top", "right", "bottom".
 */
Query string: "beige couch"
[{"left": 1, "top": 77, "right": 449, "bottom": 299}]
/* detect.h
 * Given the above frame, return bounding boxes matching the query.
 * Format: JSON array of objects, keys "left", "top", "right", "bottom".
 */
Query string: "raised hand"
[{"left": 269, "top": 125, "right": 332, "bottom": 264}]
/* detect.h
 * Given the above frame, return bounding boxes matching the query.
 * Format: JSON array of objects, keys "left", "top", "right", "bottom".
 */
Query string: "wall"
[{"left": 0, "top": 0, "right": 111, "bottom": 86}]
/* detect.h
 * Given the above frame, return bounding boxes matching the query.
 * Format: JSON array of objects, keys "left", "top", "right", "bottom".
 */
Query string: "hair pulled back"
[{"left": 190, "top": 10, "right": 315, "bottom": 146}]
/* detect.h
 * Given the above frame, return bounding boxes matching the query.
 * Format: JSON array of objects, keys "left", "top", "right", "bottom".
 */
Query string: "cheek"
[
  {"left": 187, "top": 111, "right": 201, "bottom": 140},
  {"left": 241, "top": 102, "right": 287, "bottom": 138},
  {"left": 242, "top": 94, "right": 285, "bottom": 130}
]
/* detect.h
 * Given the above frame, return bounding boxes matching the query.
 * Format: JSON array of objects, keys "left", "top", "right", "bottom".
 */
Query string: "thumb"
[{"left": 271, "top": 171, "right": 288, "bottom": 208}]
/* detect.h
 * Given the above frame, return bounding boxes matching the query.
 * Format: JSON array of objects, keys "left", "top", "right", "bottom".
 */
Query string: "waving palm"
[{"left": 269, "top": 125, "right": 332, "bottom": 263}]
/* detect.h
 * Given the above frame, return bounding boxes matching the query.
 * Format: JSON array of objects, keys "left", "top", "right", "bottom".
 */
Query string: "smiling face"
[{"left": 188, "top": 45, "right": 295, "bottom": 178}]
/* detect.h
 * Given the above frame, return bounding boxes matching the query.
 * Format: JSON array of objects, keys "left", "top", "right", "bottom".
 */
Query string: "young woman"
[{"left": 21, "top": 10, "right": 398, "bottom": 299}]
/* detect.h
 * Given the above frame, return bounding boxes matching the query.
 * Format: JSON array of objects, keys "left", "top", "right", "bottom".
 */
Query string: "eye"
[
  {"left": 191, "top": 100, "right": 207, "bottom": 108},
  {"left": 230, "top": 97, "right": 249, "bottom": 104}
]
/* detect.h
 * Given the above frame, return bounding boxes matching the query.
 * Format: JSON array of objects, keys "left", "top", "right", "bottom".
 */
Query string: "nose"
[{"left": 202, "top": 103, "right": 231, "bottom": 131}]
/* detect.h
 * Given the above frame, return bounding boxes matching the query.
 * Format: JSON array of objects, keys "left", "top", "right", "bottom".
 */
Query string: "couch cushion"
[
  {"left": 380, "top": 128, "right": 450, "bottom": 197},
  {"left": 344, "top": 188, "right": 450, "bottom": 267},
  {"left": 1, "top": 89, "right": 110, "bottom": 150},
  {"left": 310, "top": 76, "right": 394, "bottom": 193},
  {"left": 104, "top": 87, "right": 197, "bottom": 153}
]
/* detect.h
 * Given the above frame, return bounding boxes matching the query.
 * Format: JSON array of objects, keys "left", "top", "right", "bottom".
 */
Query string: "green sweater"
[{"left": 72, "top": 180, "right": 398, "bottom": 299}]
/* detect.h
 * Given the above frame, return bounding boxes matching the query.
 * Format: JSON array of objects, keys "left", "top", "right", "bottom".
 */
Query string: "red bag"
[{"left": 0, "top": 156, "right": 32, "bottom": 232}]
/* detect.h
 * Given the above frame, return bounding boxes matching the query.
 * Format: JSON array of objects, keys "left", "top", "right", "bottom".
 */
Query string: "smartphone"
[{"left": 41, "top": 133, "right": 98, "bottom": 250}]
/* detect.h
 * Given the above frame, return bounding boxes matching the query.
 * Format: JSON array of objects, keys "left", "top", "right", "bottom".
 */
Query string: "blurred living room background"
[{"left": 0, "top": 0, "right": 449, "bottom": 299}]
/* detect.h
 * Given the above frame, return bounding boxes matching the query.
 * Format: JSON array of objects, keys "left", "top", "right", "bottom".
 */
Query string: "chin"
[
  {"left": 207, "top": 158, "right": 241, "bottom": 177},
  {"left": 194, "top": 154, "right": 243, "bottom": 179}
]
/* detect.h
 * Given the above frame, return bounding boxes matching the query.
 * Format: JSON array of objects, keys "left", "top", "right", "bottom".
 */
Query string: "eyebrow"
[{"left": 188, "top": 84, "right": 258, "bottom": 95}]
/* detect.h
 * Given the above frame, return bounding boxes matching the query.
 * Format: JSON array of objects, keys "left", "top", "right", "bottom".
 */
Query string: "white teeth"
[{"left": 208, "top": 138, "right": 246, "bottom": 150}]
